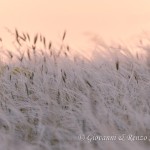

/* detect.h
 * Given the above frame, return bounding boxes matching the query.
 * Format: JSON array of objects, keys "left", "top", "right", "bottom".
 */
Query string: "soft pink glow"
[{"left": 0, "top": 0, "right": 150, "bottom": 48}]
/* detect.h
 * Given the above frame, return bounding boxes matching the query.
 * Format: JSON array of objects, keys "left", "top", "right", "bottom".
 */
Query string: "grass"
[{"left": 0, "top": 29, "right": 149, "bottom": 150}]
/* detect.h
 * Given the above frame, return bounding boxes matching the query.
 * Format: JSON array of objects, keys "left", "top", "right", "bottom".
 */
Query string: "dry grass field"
[{"left": 0, "top": 29, "right": 150, "bottom": 150}]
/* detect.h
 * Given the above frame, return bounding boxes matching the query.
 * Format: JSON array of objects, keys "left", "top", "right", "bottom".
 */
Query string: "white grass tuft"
[{"left": 0, "top": 30, "right": 149, "bottom": 149}]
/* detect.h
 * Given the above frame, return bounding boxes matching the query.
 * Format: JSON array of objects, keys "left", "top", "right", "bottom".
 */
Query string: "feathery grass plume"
[
  {"left": 1, "top": 28, "right": 150, "bottom": 150},
  {"left": 134, "top": 71, "right": 138, "bottom": 84},
  {"left": 48, "top": 42, "right": 52, "bottom": 56},
  {"left": 15, "top": 82, "right": 17, "bottom": 89},
  {"left": 85, "top": 79, "right": 92, "bottom": 88},
  {"left": 27, "top": 49, "right": 31, "bottom": 61},
  {"left": 63, "top": 74, "right": 66, "bottom": 83},
  {"left": 19, "top": 35, "right": 26, "bottom": 41},
  {"left": 22, "top": 33, "right": 27, "bottom": 41},
  {"left": 48, "top": 41, "right": 52, "bottom": 50},
  {"left": 32, "top": 45, "right": 36, "bottom": 55},
  {"left": 11, "top": 67, "right": 33, "bottom": 79},
  {"left": 7, "top": 50, "right": 13, "bottom": 59},
  {"left": 57, "top": 90, "right": 60, "bottom": 104},
  {"left": 26, "top": 33, "right": 30, "bottom": 41},
  {"left": 33, "top": 33, "right": 38, "bottom": 45},
  {"left": 116, "top": 60, "right": 119, "bottom": 70},
  {"left": 15, "top": 29, "right": 21, "bottom": 46},
  {"left": 41, "top": 64, "right": 43, "bottom": 73},
  {"left": 61, "top": 69, "right": 66, "bottom": 83},
  {"left": 9, "top": 75, "right": 11, "bottom": 81},
  {"left": 43, "top": 36, "right": 46, "bottom": 48},
  {"left": 62, "top": 30, "right": 66, "bottom": 41},
  {"left": 25, "top": 83, "right": 29, "bottom": 96},
  {"left": 30, "top": 72, "right": 34, "bottom": 80},
  {"left": 15, "top": 28, "right": 19, "bottom": 39},
  {"left": 66, "top": 45, "right": 70, "bottom": 51},
  {"left": 64, "top": 52, "right": 68, "bottom": 57}
]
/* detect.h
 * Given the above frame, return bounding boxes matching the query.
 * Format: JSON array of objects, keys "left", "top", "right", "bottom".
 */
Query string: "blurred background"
[{"left": 0, "top": 0, "right": 150, "bottom": 50}]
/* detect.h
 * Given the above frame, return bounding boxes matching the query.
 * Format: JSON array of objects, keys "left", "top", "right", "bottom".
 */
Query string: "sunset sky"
[{"left": 0, "top": 0, "right": 150, "bottom": 48}]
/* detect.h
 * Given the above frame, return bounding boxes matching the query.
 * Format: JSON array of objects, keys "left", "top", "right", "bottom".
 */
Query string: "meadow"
[{"left": 0, "top": 29, "right": 150, "bottom": 149}]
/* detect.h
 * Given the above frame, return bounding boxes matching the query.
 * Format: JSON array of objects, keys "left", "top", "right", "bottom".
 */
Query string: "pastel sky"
[{"left": 0, "top": 0, "right": 150, "bottom": 48}]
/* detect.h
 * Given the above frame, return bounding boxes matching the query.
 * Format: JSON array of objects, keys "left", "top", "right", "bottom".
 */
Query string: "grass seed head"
[
  {"left": 62, "top": 30, "right": 66, "bottom": 41},
  {"left": 33, "top": 33, "right": 38, "bottom": 45},
  {"left": 116, "top": 61, "right": 119, "bottom": 70}
]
